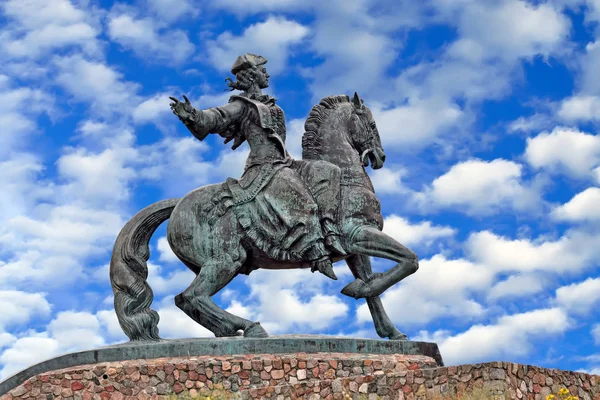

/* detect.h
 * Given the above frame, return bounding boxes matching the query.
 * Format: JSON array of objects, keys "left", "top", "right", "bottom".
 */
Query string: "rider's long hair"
[{"left": 225, "top": 67, "right": 259, "bottom": 92}]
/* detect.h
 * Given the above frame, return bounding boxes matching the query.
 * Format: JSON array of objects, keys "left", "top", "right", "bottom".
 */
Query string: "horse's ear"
[{"left": 352, "top": 92, "right": 361, "bottom": 109}]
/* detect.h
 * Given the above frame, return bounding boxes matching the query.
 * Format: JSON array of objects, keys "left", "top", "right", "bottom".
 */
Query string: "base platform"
[{"left": 0, "top": 335, "right": 443, "bottom": 397}]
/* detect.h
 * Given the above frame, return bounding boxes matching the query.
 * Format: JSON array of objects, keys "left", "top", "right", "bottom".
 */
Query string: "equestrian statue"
[{"left": 110, "top": 53, "right": 419, "bottom": 341}]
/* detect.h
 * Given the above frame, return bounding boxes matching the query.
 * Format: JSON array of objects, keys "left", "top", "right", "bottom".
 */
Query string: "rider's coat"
[{"left": 183, "top": 94, "right": 341, "bottom": 263}]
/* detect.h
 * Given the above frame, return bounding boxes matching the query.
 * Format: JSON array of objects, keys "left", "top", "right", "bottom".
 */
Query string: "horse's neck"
[
  {"left": 316, "top": 151, "right": 375, "bottom": 190},
  {"left": 304, "top": 117, "right": 374, "bottom": 191}
]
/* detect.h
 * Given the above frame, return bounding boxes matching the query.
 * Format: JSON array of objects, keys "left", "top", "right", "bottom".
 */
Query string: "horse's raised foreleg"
[
  {"left": 174, "top": 250, "right": 268, "bottom": 338},
  {"left": 345, "top": 254, "right": 408, "bottom": 340},
  {"left": 342, "top": 226, "right": 418, "bottom": 299}
]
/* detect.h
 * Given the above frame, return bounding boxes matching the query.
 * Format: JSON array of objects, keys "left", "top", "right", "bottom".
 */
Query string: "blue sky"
[{"left": 1, "top": 0, "right": 600, "bottom": 381}]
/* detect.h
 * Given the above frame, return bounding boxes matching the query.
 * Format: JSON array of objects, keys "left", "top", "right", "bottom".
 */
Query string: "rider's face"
[{"left": 257, "top": 67, "right": 270, "bottom": 89}]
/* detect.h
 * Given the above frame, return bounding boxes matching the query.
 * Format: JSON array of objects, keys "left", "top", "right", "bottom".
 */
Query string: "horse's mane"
[{"left": 302, "top": 95, "right": 350, "bottom": 159}]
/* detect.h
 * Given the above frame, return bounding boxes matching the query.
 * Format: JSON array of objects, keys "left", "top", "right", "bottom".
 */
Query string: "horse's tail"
[{"left": 110, "top": 198, "right": 180, "bottom": 341}]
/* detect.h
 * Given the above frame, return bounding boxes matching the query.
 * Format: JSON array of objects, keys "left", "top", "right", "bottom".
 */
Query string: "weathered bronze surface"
[{"left": 110, "top": 53, "right": 419, "bottom": 342}]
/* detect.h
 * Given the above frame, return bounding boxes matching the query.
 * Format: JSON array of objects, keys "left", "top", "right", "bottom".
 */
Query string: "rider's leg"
[
  {"left": 290, "top": 160, "right": 346, "bottom": 255},
  {"left": 262, "top": 165, "right": 338, "bottom": 281}
]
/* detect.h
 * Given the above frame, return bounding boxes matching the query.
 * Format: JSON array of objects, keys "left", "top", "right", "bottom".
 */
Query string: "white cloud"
[
  {"left": 57, "top": 146, "right": 138, "bottom": 205},
  {"left": 369, "top": 167, "right": 407, "bottom": 194},
  {"left": 4, "top": 205, "right": 123, "bottom": 258},
  {"left": 155, "top": 298, "right": 213, "bottom": 339},
  {"left": 508, "top": 114, "right": 554, "bottom": 134},
  {"left": 525, "top": 127, "right": 600, "bottom": 179},
  {"left": 370, "top": 99, "right": 464, "bottom": 149},
  {"left": 578, "top": 40, "right": 600, "bottom": 96},
  {"left": 2, "top": 0, "right": 89, "bottom": 30},
  {"left": 96, "top": 309, "right": 127, "bottom": 341},
  {"left": 415, "top": 308, "right": 569, "bottom": 365},
  {"left": 73, "top": 121, "right": 136, "bottom": 150},
  {"left": 107, "top": 13, "right": 194, "bottom": 64},
  {"left": 47, "top": 311, "right": 106, "bottom": 351},
  {"left": 554, "top": 277, "right": 600, "bottom": 315},
  {"left": 133, "top": 93, "right": 173, "bottom": 125},
  {"left": 0, "top": 197, "right": 125, "bottom": 292},
  {"left": 552, "top": 187, "right": 600, "bottom": 222},
  {"left": 284, "top": 118, "right": 305, "bottom": 160},
  {"left": 382, "top": 215, "right": 455, "bottom": 248},
  {"left": 0, "top": 336, "right": 60, "bottom": 380},
  {"left": 137, "top": 136, "right": 212, "bottom": 194},
  {"left": 206, "top": 16, "right": 309, "bottom": 75},
  {"left": 592, "top": 324, "right": 600, "bottom": 345},
  {"left": 210, "top": 0, "right": 308, "bottom": 16},
  {"left": 225, "top": 300, "right": 254, "bottom": 321},
  {"left": 157, "top": 236, "right": 179, "bottom": 263},
  {"left": 445, "top": 1, "right": 570, "bottom": 63},
  {"left": 0, "top": 310, "right": 107, "bottom": 380},
  {"left": 138, "top": 135, "right": 251, "bottom": 196},
  {"left": 0, "top": 0, "right": 101, "bottom": 59},
  {"left": 415, "top": 159, "right": 539, "bottom": 215},
  {"left": 245, "top": 269, "right": 349, "bottom": 334},
  {"left": 0, "top": 333, "right": 16, "bottom": 350},
  {"left": 1, "top": 23, "right": 98, "bottom": 59},
  {"left": 357, "top": 255, "right": 493, "bottom": 327},
  {"left": 0, "top": 252, "right": 83, "bottom": 291},
  {"left": 374, "top": 0, "right": 572, "bottom": 155},
  {"left": 147, "top": 0, "right": 199, "bottom": 23},
  {"left": 558, "top": 95, "right": 600, "bottom": 121},
  {"left": 487, "top": 274, "right": 547, "bottom": 301},
  {"left": 54, "top": 55, "right": 141, "bottom": 116},
  {"left": 303, "top": 2, "right": 401, "bottom": 100},
  {"left": 466, "top": 229, "right": 600, "bottom": 275},
  {"left": 134, "top": 91, "right": 233, "bottom": 129},
  {"left": 0, "top": 79, "right": 54, "bottom": 154},
  {"left": 0, "top": 291, "right": 51, "bottom": 330},
  {"left": 210, "top": 0, "right": 426, "bottom": 102},
  {"left": 147, "top": 262, "right": 195, "bottom": 295},
  {"left": 0, "top": 154, "right": 53, "bottom": 219}
]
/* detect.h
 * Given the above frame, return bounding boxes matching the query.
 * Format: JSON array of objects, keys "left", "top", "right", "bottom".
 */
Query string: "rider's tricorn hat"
[{"left": 231, "top": 53, "right": 267, "bottom": 75}]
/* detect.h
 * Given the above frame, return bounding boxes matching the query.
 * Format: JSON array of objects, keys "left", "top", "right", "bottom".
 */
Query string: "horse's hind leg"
[
  {"left": 342, "top": 226, "right": 418, "bottom": 300},
  {"left": 174, "top": 249, "right": 268, "bottom": 338},
  {"left": 346, "top": 254, "right": 407, "bottom": 340}
]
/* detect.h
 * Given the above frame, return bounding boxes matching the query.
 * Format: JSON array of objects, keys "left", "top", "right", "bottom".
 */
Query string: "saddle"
[{"left": 204, "top": 158, "right": 325, "bottom": 264}]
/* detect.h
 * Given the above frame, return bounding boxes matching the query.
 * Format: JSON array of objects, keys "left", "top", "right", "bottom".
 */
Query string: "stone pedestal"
[
  {"left": 2, "top": 356, "right": 600, "bottom": 400},
  {"left": 0, "top": 352, "right": 437, "bottom": 399},
  {"left": 0, "top": 335, "right": 442, "bottom": 399},
  {"left": 3, "top": 336, "right": 597, "bottom": 399}
]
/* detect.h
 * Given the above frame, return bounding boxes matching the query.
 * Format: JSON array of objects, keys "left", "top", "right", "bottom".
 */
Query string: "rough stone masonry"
[{"left": 2, "top": 353, "right": 599, "bottom": 400}]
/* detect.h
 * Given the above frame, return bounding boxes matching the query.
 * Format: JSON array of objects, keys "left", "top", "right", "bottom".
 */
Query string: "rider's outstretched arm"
[{"left": 183, "top": 100, "right": 245, "bottom": 142}]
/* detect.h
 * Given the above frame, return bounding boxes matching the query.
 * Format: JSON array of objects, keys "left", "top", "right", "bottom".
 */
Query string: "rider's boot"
[
  {"left": 321, "top": 218, "right": 346, "bottom": 256},
  {"left": 311, "top": 256, "right": 338, "bottom": 280}
]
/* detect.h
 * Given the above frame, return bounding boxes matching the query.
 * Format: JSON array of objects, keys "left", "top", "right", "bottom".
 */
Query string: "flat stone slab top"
[{"left": 0, "top": 335, "right": 443, "bottom": 396}]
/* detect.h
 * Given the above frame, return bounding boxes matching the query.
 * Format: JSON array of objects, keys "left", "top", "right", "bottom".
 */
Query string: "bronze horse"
[{"left": 110, "top": 94, "right": 418, "bottom": 341}]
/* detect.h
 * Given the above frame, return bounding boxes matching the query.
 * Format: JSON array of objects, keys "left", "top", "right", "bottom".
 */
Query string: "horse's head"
[{"left": 348, "top": 92, "right": 386, "bottom": 170}]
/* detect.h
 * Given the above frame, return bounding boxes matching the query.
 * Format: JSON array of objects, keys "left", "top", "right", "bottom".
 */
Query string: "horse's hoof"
[
  {"left": 341, "top": 278, "right": 369, "bottom": 299},
  {"left": 388, "top": 332, "right": 408, "bottom": 341},
  {"left": 244, "top": 322, "right": 268, "bottom": 338}
]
